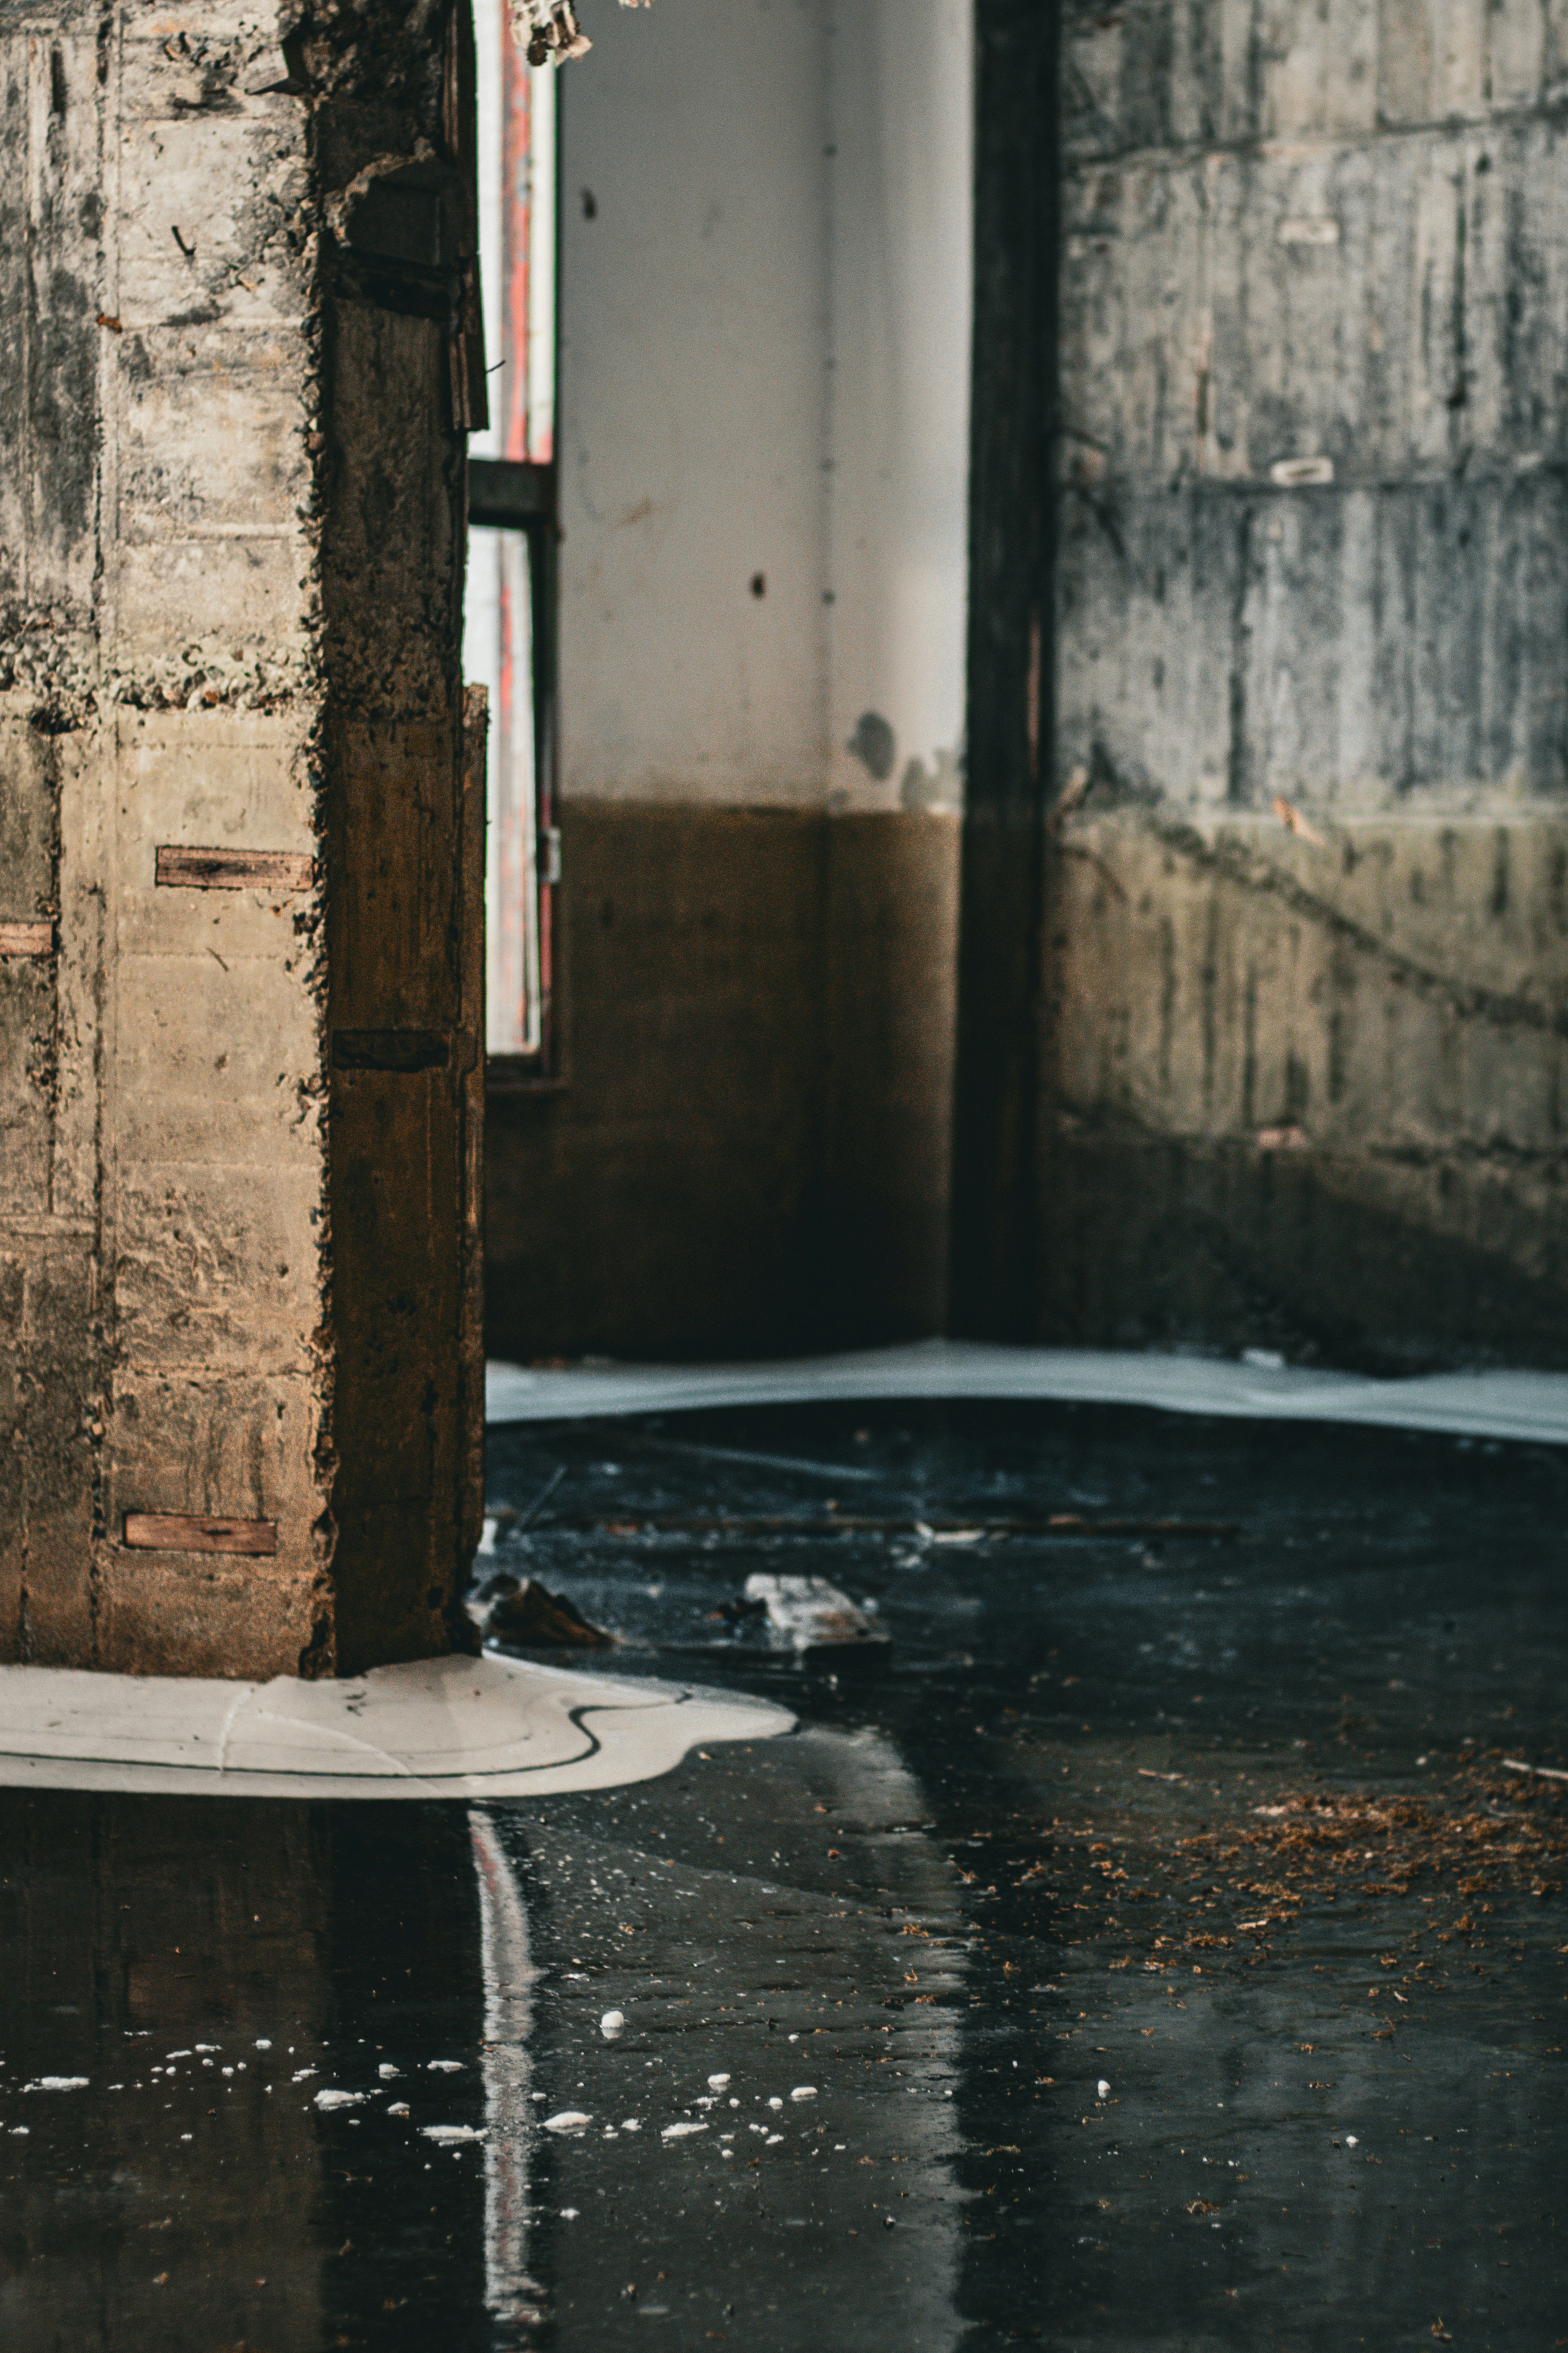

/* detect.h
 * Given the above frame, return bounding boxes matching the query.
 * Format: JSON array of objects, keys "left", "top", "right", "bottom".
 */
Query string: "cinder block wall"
[
  {"left": 1, "top": 1, "right": 481, "bottom": 1675},
  {"left": 1045, "top": 0, "right": 1568, "bottom": 1367}
]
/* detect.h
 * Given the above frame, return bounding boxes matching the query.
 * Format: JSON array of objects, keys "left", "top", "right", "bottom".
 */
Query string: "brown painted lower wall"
[
  {"left": 1037, "top": 811, "right": 1568, "bottom": 1370},
  {"left": 484, "top": 804, "right": 960, "bottom": 1363},
  {"left": 487, "top": 798, "right": 1568, "bottom": 1374}
]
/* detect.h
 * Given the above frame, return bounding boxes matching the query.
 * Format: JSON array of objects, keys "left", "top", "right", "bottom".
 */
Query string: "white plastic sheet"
[
  {"left": 485, "top": 1337, "right": 1568, "bottom": 1449},
  {"left": 0, "top": 1651, "right": 791, "bottom": 1800}
]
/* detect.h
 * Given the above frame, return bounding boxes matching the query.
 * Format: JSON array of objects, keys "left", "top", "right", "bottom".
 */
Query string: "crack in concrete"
[{"left": 1123, "top": 810, "right": 1568, "bottom": 1042}]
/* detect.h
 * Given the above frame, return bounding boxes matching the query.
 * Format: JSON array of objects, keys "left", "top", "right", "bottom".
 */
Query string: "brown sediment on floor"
[{"left": 991, "top": 1757, "right": 1568, "bottom": 1985}]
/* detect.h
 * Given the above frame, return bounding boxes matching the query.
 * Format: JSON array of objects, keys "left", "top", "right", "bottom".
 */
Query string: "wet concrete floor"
[{"left": 3, "top": 1398, "right": 1566, "bottom": 2351}]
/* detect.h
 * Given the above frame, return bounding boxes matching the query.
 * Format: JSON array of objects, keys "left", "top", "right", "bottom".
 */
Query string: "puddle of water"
[
  {"left": 3, "top": 1399, "right": 1565, "bottom": 2350},
  {"left": 0, "top": 1727, "right": 963, "bottom": 2351}
]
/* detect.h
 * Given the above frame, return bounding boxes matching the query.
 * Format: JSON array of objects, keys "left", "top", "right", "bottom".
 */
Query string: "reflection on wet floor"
[{"left": 4, "top": 1398, "right": 1566, "bottom": 2349}]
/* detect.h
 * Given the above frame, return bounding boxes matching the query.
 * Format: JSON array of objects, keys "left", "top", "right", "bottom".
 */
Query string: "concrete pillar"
[{"left": 1, "top": 2, "right": 484, "bottom": 1675}]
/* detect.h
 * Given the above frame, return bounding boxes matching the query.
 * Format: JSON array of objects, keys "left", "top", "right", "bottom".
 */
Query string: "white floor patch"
[
  {"left": 486, "top": 1338, "right": 1568, "bottom": 1448},
  {"left": 0, "top": 1652, "right": 793, "bottom": 1800}
]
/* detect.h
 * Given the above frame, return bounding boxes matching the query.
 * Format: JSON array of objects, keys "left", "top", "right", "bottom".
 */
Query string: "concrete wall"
[
  {"left": 1, "top": 0, "right": 481, "bottom": 1673},
  {"left": 1044, "top": 0, "right": 1568, "bottom": 1368},
  {"left": 486, "top": 0, "right": 972, "bottom": 1360},
  {"left": 556, "top": 0, "right": 831, "bottom": 805}
]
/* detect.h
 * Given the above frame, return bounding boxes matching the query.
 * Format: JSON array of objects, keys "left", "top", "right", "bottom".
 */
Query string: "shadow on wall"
[
  {"left": 484, "top": 804, "right": 960, "bottom": 1362},
  {"left": 1037, "top": 811, "right": 1568, "bottom": 1375},
  {"left": 484, "top": 791, "right": 1568, "bottom": 1375}
]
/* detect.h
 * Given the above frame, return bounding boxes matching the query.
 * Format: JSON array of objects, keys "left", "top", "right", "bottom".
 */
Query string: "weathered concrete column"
[{"left": 1, "top": 0, "right": 484, "bottom": 1675}]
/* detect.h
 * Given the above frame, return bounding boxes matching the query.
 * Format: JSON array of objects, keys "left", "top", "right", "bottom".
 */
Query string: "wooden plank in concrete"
[
  {"left": 0, "top": 923, "right": 53, "bottom": 957},
  {"left": 154, "top": 847, "right": 315, "bottom": 892},
  {"left": 123, "top": 1512, "right": 277, "bottom": 1557}
]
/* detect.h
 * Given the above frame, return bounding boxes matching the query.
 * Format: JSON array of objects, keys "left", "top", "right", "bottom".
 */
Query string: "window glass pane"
[
  {"left": 468, "top": 0, "right": 554, "bottom": 464},
  {"left": 465, "top": 526, "right": 541, "bottom": 1058},
  {"left": 517, "top": 44, "right": 556, "bottom": 463},
  {"left": 466, "top": 0, "right": 556, "bottom": 1063},
  {"left": 468, "top": 0, "right": 504, "bottom": 461},
  {"left": 468, "top": 0, "right": 555, "bottom": 460}
]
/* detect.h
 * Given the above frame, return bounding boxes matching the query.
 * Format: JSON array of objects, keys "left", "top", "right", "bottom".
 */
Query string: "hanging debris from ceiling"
[{"left": 510, "top": 0, "right": 652, "bottom": 68}]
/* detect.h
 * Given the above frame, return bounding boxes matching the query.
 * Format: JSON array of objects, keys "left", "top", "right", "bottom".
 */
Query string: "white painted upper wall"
[
  {"left": 557, "top": 0, "right": 972, "bottom": 808},
  {"left": 558, "top": 0, "right": 831, "bottom": 804},
  {"left": 826, "top": 0, "right": 973, "bottom": 811}
]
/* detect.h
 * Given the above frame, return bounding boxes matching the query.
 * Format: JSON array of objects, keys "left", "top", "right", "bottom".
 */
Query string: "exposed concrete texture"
[
  {"left": 484, "top": 804, "right": 958, "bottom": 1360},
  {"left": 1040, "top": 813, "right": 1568, "bottom": 1364},
  {"left": 1047, "top": 0, "right": 1568, "bottom": 1366},
  {"left": 1, "top": 2, "right": 482, "bottom": 1674}
]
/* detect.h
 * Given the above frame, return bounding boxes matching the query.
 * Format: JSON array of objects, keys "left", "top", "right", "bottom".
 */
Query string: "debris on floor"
[
  {"left": 477, "top": 1576, "right": 615, "bottom": 1648},
  {"left": 742, "top": 1573, "right": 889, "bottom": 1653},
  {"left": 1000, "top": 1762, "right": 1568, "bottom": 1980}
]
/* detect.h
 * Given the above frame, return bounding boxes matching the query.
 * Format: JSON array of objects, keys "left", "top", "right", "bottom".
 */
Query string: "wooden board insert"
[
  {"left": 0, "top": 921, "right": 55, "bottom": 957},
  {"left": 123, "top": 1512, "right": 278, "bottom": 1557},
  {"left": 332, "top": 1028, "right": 450, "bottom": 1072},
  {"left": 155, "top": 847, "right": 315, "bottom": 892}
]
